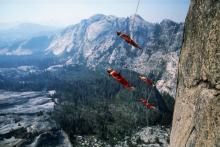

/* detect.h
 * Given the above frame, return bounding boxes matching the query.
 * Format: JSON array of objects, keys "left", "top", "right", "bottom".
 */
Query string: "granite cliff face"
[{"left": 170, "top": 0, "right": 220, "bottom": 147}]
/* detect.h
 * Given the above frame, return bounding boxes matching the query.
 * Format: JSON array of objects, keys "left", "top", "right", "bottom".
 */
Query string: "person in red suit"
[
  {"left": 139, "top": 75, "right": 171, "bottom": 114},
  {"left": 117, "top": 32, "right": 142, "bottom": 49},
  {"left": 107, "top": 68, "right": 135, "bottom": 91},
  {"left": 139, "top": 75, "right": 155, "bottom": 86},
  {"left": 139, "top": 98, "right": 158, "bottom": 111}
]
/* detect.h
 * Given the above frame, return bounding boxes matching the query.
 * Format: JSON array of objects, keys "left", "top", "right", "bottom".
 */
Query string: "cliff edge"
[{"left": 170, "top": 0, "right": 220, "bottom": 147}]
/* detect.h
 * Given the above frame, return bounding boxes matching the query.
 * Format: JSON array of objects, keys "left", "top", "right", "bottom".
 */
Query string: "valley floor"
[{"left": 0, "top": 90, "right": 170, "bottom": 147}]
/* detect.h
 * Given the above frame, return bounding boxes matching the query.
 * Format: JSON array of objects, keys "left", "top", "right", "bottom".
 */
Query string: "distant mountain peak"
[
  {"left": 160, "top": 19, "right": 176, "bottom": 25},
  {"left": 129, "top": 14, "right": 144, "bottom": 20},
  {"left": 90, "top": 14, "right": 106, "bottom": 19}
]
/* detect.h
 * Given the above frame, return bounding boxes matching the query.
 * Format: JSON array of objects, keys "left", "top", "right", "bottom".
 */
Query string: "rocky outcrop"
[
  {"left": 0, "top": 91, "right": 72, "bottom": 147},
  {"left": 75, "top": 126, "right": 170, "bottom": 147},
  {"left": 120, "top": 126, "right": 170, "bottom": 147},
  {"left": 170, "top": 0, "right": 220, "bottom": 147}
]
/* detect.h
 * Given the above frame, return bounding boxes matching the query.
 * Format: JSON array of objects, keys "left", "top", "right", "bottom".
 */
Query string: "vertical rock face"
[{"left": 170, "top": 0, "right": 220, "bottom": 147}]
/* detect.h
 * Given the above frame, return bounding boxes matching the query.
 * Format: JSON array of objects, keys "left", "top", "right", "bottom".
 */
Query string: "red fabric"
[
  {"left": 146, "top": 103, "right": 155, "bottom": 109},
  {"left": 110, "top": 71, "right": 130, "bottom": 88},
  {"left": 119, "top": 33, "right": 141, "bottom": 49},
  {"left": 140, "top": 99, "right": 155, "bottom": 110},
  {"left": 143, "top": 77, "right": 153, "bottom": 86}
]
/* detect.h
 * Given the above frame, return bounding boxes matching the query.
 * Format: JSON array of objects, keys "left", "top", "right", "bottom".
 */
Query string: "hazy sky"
[{"left": 0, "top": 0, "right": 190, "bottom": 26}]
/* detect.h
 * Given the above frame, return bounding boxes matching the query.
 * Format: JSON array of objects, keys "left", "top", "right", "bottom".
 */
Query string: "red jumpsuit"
[
  {"left": 117, "top": 32, "right": 142, "bottom": 49},
  {"left": 139, "top": 76, "right": 154, "bottom": 86},
  {"left": 109, "top": 70, "right": 134, "bottom": 90},
  {"left": 140, "top": 99, "right": 156, "bottom": 110}
]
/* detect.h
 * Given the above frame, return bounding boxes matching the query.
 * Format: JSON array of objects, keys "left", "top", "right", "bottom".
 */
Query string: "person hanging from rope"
[
  {"left": 107, "top": 68, "right": 135, "bottom": 91},
  {"left": 139, "top": 75, "right": 171, "bottom": 114},
  {"left": 116, "top": 0, "right": 142, "bottom": 50},
  {"left": 139, "top": 98, "right": 158, "bottom": 111},
  {"left": 116, "top": 32, "right": 142, "bottom": 50},
  {"left": 139, "top": 75, "right": 155, "bottom": 86}
]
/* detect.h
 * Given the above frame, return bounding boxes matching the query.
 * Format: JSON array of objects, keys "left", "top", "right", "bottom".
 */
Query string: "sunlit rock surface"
[
  {"left": 75, "top": 126, "right": 170, "bottom": 147},
  {"left": 170, "top": 0, "right": 220, "bottom": 146},
  {"left": 0, "top": 91, "right": 72, "bottom": 147}
]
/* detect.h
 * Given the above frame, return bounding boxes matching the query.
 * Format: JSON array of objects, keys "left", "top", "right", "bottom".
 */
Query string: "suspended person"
[
  {"left": 139, "top": 98, "right": 158, "bottom": 111},
  {"left": 107, "top": 68, "right": 135, "bottom": 91},
  {"left": 139, "top": 75, "right": 171, "bottom": 114},
  {"left": 139, "top": 76, "right": 155, "bottom": 86},
  {"left": 116, "top": 32, "right": 142, "bottom": 50}
]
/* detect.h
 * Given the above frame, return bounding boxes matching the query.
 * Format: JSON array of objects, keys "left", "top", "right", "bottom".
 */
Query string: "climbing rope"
[
  {"left": 146, "top": 59, "right": 161, "bottom": 102},
  {"left": 128, "top": 0, "right": 141, "bottom": 100},
  {"left": 130, "top": 0, "right": 141, "bottom": 37}
]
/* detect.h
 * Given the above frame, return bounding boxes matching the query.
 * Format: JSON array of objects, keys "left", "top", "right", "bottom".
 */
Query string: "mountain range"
[
  {"left": 0, "top": 23, "right": 60, "bottom": 48},
  {"left": 47, "top": 14, "right": 183, "bottom": 96},
  {"left": 0, "top": 14, "right": 184, "bottom": 96}
]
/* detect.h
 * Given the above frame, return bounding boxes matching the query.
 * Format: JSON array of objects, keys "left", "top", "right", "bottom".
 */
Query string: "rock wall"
[{"left": 170, "top": 0, "right": 220, "bottom": 147}]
